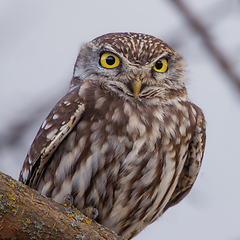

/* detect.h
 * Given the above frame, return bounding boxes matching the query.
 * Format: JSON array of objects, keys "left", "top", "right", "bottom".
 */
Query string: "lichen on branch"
[{"left": 0, "top": 172, "right": 124, "bottom": 240}]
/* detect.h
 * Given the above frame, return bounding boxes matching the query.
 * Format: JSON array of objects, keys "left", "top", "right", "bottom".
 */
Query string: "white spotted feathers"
[{"left": 19, "top": 85, "right": 85, "bottom": 185}]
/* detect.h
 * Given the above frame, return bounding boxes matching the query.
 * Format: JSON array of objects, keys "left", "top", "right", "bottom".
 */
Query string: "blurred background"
[{"left": 0, "top": 0, "right": 240, "bottom": 239}]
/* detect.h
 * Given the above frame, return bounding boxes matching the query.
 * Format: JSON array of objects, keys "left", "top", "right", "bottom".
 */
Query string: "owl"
[{"left": 19, "top": 32, "right": 206, "bottom": 239}]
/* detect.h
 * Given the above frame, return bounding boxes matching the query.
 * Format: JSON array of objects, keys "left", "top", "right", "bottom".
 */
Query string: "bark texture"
[{"left": 0, "top": 172, "right": 125, "bottom": 240}]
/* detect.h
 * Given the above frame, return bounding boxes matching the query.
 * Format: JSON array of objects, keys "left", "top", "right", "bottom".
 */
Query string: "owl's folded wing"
[
  {"left": 19, "top": 86, "right": 85, "bottom": 188},
  {"left": 163, "top": 111, "right": 206, "bottom": 212}
]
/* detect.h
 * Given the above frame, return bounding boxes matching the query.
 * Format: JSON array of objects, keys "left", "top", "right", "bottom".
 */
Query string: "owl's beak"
[{"left": 130, "top": 76, "right": 141, "bottom": 98}]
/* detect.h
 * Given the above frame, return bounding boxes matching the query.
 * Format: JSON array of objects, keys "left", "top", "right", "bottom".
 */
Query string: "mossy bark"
[{"left": 0, "top": 172, "right": 125, "bottom": 240}]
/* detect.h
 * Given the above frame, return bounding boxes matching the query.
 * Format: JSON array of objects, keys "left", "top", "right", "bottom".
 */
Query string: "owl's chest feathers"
[
  {"left": 83, "top": 82, "right": 192, "bottom": 139},
  {"left": 71, "top": 88, "right": 195, "bottom": 229},
  {"left": 82, "top": 87, "right": 159, "bottom": 151},
  {"left": 78, "top": 84, "right": 194, "bottom": 174},
  {"left": 52, "top": 83, "right": 194, "bottom": 208}
]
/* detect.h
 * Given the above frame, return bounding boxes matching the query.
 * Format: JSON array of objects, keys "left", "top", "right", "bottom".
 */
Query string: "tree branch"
[
  {"left": 171, "top": 0, "right": 240, "bottom": 92},
  {"left": 0, "top": 172, "right": 125, "bottom": 240}
]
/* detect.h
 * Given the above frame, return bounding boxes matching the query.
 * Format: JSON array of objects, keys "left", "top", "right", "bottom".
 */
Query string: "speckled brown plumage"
[{"left": 19, "top": 32, "right": 206, "bottom": 239}]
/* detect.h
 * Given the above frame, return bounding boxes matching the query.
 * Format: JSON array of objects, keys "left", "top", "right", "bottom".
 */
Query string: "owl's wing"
[
  {"left": 163, "top": 110, "right": 206, "bottom": 212},
  {"left": 19, "top": 85, "right": 85, "bottom": 188}
]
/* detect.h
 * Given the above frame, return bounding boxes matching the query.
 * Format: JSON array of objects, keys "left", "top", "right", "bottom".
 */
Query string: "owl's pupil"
[
  {"left": 155, "top": 60, "right": 163, "bottom": 70},
  {"left": 106, "top": 56, "right": 115, "bottom": 65}
]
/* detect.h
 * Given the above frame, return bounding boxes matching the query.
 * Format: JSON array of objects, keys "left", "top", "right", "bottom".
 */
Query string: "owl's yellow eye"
[
  {"left": 100, "top": 52, "right": 120, "bottom": 69},
  {"left": 153, "top": 58, "right": 168, "bottom": 73}
]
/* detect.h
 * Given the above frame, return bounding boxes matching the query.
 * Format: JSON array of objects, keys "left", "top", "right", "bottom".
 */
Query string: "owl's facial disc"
[
  {"left": 73, "top": 40, "right": 186, "bottom": 99},
  {"left": 97, "top": 49, "right": 170, "bottom": 98}
]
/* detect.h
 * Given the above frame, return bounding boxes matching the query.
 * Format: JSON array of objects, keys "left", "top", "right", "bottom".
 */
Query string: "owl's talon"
[
  {"left": 63, "top": 194, "right": 74, "bottom": 207},
  {"left": 92, "top": 208, "right": 98, "bottom": 221},
  {"left": 83, "top": 206, "right": 99, "bottom": 220}
]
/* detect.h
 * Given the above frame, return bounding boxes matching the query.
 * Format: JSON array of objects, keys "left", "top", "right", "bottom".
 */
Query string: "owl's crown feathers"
[{"left": 92, "top": 32, "right": 176, "bottom": 65}]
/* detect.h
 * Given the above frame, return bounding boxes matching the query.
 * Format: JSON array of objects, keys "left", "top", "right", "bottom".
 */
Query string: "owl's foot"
[
  {"left": 63, "top": 195, "right": 98, "bottom": 220},
  {"left": 63, "top": 194, "right": 74, "bottom": 207},
  {"left": 82, "top": 206, "right": 99, "bottom": 220}
]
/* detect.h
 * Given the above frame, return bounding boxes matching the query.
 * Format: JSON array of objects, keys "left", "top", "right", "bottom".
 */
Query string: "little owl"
[{"left": 19, "top": 32, "right": 206, "bottom": 239}]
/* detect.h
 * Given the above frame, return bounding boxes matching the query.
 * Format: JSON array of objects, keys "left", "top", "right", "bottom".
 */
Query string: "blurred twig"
[
  {"left": 0, "top": 94, "right": 62, "bottom": 150},
  {"left": 171, "top": 0, "right": 240, "bottom": 92}
]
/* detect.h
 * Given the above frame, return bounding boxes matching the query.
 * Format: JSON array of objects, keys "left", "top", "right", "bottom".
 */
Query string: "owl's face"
[{"left": 73, "top": 32, "right": 186, "bottom": 99}]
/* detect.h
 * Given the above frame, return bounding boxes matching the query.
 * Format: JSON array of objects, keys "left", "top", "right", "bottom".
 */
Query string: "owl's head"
[{"left": 73, "top": 32, "right": 186, "bottom": 99}]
